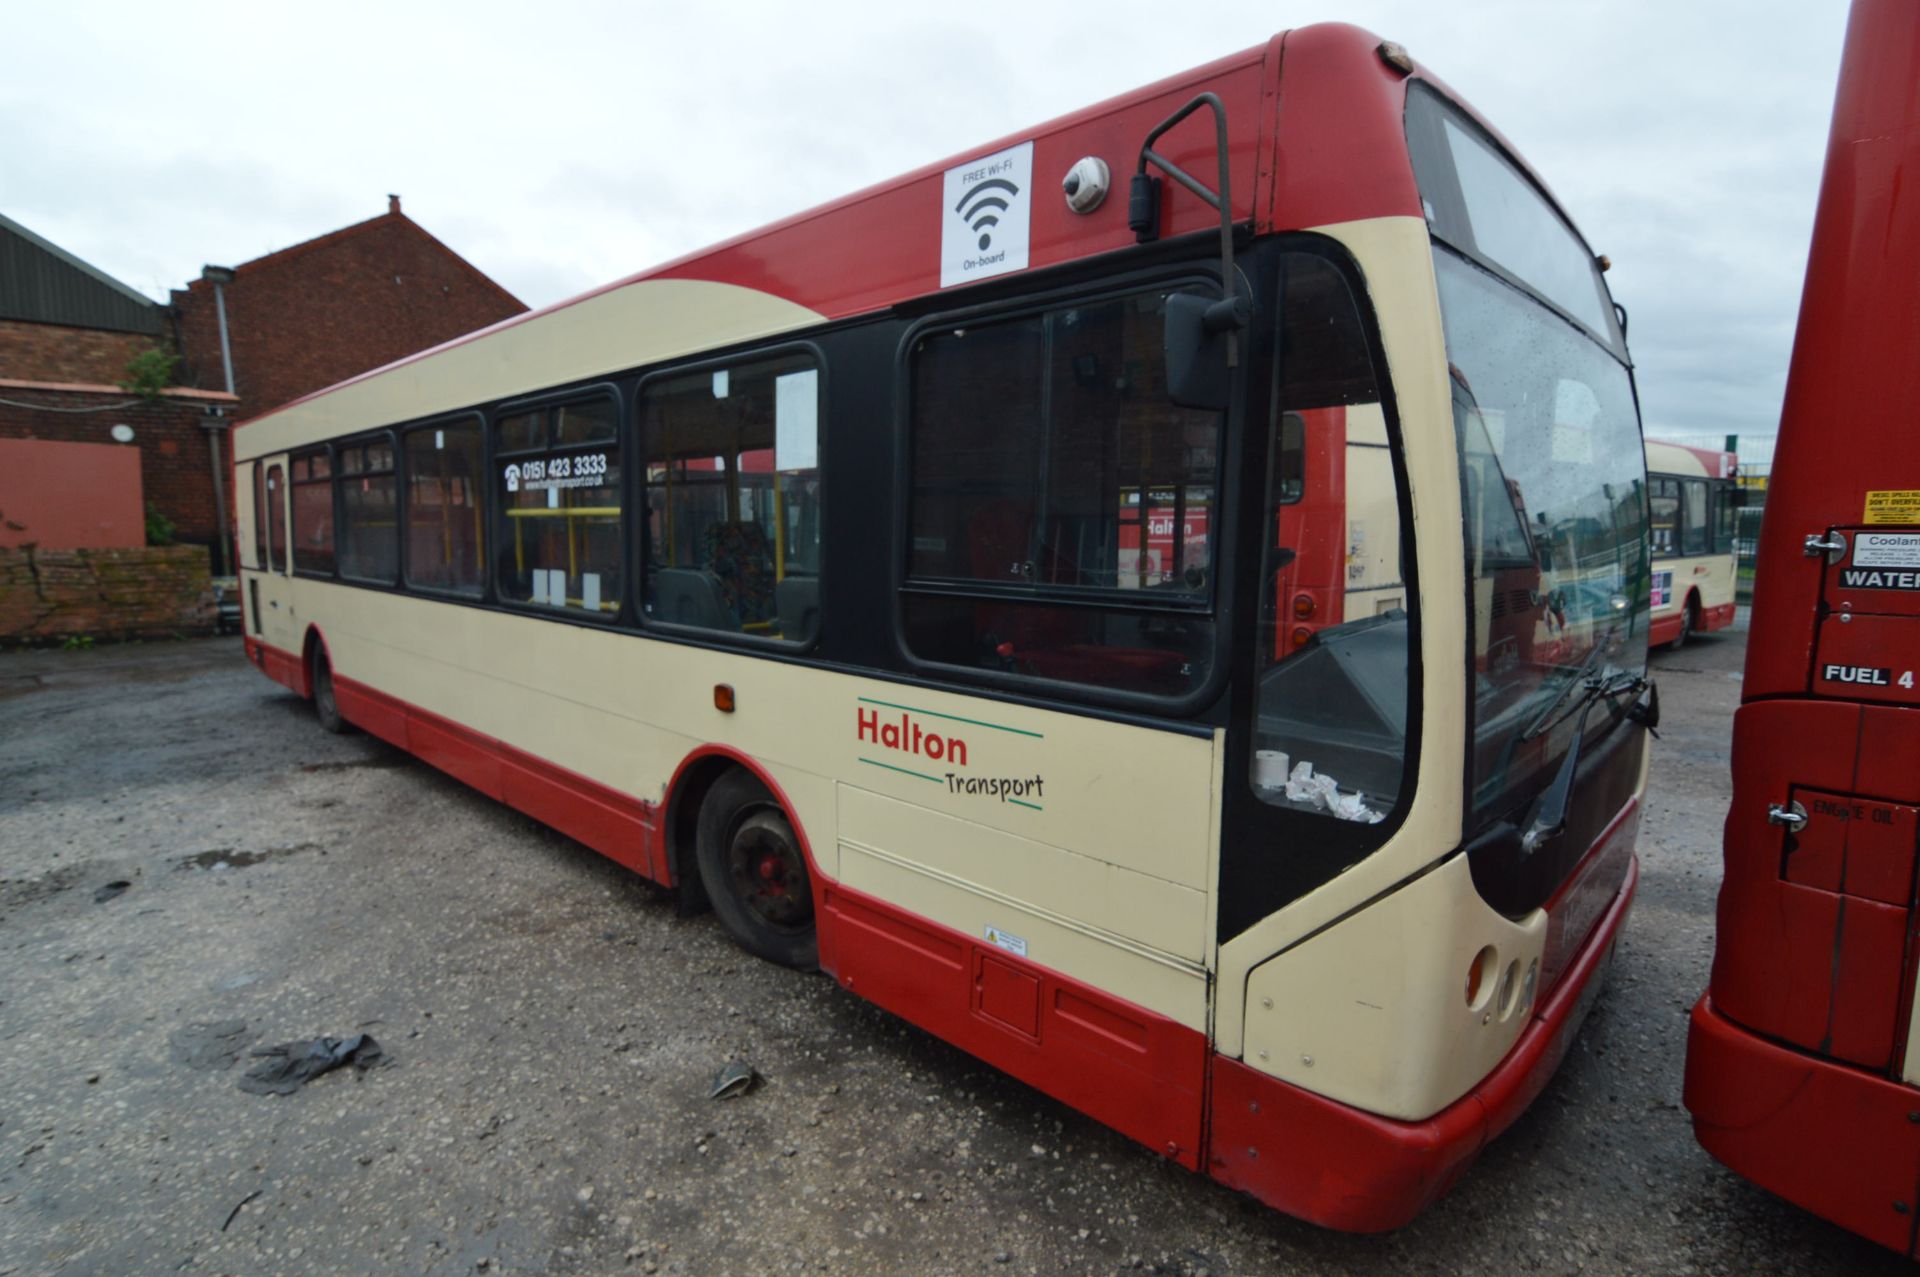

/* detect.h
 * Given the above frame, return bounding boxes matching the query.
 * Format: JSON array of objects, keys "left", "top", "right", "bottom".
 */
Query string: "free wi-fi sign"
[{"left": 941, "top": 141, "right": 1033, "bottom": 289}]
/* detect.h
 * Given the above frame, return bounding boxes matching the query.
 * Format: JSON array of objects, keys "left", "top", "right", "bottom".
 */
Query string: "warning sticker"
[
  {"left": 1864, "top": 490, "right": 1920, "bottom": 525},
  {"left": 1854, "top": 532, "right": 1920, "bottom": 568},
  {"left": 941, "top": 142, "right": 1033, "bottom": 290}
]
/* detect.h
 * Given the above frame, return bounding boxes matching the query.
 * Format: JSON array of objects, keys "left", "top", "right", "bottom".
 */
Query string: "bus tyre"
[
  {"left": 695, "top": 770, "right": 818, "bottom": 970},
  {"left": 1673, "top": 598, "right": 1697, "bottom": 649},
  {"left": 312, "top": 650, "right": 351, "bottom": 735}
]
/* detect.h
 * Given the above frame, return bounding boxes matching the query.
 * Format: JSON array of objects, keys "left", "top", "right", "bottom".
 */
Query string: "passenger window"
[
  {"left": 337, "top": 438, "right": 399, "bottom": 583},
  {"left": 405, "top": 419, "right": 485, "bottom": 596},
  {"left": 902, "top": 288, "right": 1221, "bottom": 697},
  {"left": 244, "top": 462, "right": 265, "bottom": 570},
  {"left": 265, "top": 463, "right": 288, "bottom": 574},
  {"left": 640, "top": 352, "right": 821, "bottom": 643},
  {"left": 1649, "top": 478, "right": 1680, "bottom": 558},
  {"left": 1683, "top": 478, "right": 1710, "bottom": 556},
  {"left": 1248, "top": 252, "right": 1409, "bottom": 826},
  {"left": 494, "top": 397, "right": 621, "bottom": 615},
  {"left": 290, "top": 450, "right": 335, "bottom": 575}
]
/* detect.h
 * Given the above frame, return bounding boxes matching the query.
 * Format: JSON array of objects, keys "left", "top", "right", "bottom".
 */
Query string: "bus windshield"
[
  {"left": 1436, "top": 249, "right": 1648, "bottom": 831},
  {"left": 1409, "top": 84, "right": 1649, "bottom": 832}
]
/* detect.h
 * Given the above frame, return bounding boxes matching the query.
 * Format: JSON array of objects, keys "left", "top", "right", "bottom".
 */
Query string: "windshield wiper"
[
  {"left": 1519, "top": 644, "right": 1614, "bottom": 742},
  {"left": 1518, "top": 670, "right": 1654, "bottom": 854}
]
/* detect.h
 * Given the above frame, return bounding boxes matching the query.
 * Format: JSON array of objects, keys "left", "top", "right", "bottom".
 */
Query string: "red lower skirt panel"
[
  {"left": 319, "top": 667, "right": 666, "bottom": 884},
  {"left": 1702, "top": 602, "right": 1737, "bottom": 632},
  {"left": 245, "top": 636, "right": 306, "bottom": 695},
  {"left": 1685, "top": 995, "right": 1920, "bottom": 1255},
  {"left": 820, "top": 883, "right": 1209, "bottom": 1170},
  {"left": 1208, "top": 855, "right": 1638, "bottom": 1232}
]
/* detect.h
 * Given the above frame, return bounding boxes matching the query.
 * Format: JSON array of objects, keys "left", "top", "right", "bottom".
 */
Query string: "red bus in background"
[{"left": 1683, "top": 0, "right": 1920, "bottom": 1254}]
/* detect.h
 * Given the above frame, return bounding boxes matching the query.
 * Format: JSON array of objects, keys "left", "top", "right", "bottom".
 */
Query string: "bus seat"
[
  {"left": 706, "top": 522, "right": 776, "bottom": 626},
  {"left": 775, "top": 576, "right": 819, "bottom": 642},
  {"left": 649, "top": 568, "right": 733, "bottom": 630}
]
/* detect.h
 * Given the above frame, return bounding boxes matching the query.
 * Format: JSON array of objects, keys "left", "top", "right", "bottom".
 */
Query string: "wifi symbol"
[{"left": 956, "top": 177, "right": 1020, "bottom": 251}]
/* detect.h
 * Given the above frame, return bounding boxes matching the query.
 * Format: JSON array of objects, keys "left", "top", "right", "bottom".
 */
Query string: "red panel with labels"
[{"left": 1814, "top": 612, "right": 1920, "bottom": 705}]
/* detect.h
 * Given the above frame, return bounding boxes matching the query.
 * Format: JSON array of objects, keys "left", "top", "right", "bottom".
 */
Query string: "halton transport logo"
[{"left": 854, "top": 697, "right": 1046, "bottom": 810}]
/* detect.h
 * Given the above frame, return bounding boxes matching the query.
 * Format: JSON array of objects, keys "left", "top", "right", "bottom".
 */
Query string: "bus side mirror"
[{"left": 1165, "top": 291, "right": 1247, "bottom": 411}]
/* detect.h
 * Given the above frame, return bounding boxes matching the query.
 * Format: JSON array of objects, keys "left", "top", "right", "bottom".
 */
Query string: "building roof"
[
  {"left": 218, "top": 196, "right": 525, "bottom": 313},
  {"left": 0, "top": 211, "right": 163, "bottom": 334}
]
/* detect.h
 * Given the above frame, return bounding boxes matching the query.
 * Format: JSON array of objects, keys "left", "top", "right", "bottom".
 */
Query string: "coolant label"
[{"left": 1853, "top": 532, "right": 1920, "bottom": 568}]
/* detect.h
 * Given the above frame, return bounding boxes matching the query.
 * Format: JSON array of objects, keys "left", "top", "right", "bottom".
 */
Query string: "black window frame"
[
  {"left": 634, "top": 342, "right": 829, "bottom": 652},
  {"left": 489, "top": 383, "right": 626, "bottom": 624},
  {"left": 334, "top": 430, "right": 400, "bottom": 586},
  {"left": 891, "top": 266, "right": 1239, "bottom": 714},
  {"left": 289, "top": 445, "right": 337, "bottom": 578},
  {"left": 400, "top": 412, "right": 490, "bottom": 600}
]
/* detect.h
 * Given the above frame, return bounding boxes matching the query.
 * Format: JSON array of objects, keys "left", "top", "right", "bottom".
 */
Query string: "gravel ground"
[{"left": 0, "top": 626, "right": 1908, "bottom": 1276}]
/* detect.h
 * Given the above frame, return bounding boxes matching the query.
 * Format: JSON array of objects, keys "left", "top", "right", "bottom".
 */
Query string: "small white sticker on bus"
[{"left": 985, "top": 926, "right": 1028, "bottom": 958}]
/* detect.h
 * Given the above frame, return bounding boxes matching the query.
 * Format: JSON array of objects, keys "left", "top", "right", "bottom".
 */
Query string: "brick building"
[
  {"left": 0, "top": 200, "right": 528, "bottom": 587},
  {"left": 170, "top": 195, "right": 527, "bottom": 415}
]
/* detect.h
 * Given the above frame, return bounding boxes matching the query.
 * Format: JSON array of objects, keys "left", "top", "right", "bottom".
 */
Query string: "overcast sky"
[{"left": 7, "top": 1, "right": 1850, "bottom": 462}]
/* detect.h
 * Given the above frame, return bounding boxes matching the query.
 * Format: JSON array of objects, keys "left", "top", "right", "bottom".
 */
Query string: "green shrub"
[{"left": 121, "top": 347, "right": 180, "bottom": 400}]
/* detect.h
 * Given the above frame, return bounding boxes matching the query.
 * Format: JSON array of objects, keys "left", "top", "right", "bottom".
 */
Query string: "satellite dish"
[{"left": 110, "top": 424, "right": 135, "bottom": 443}]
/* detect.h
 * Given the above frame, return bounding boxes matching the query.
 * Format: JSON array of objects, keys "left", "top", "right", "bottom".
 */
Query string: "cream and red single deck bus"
[
  {"left": 1644, "top": 439, "right": 1738, "bottom": 647},
  {"left": 235, "top": 24, "right": 1655, "bottom": 1231},
  {"left": 1684, "top": 0, "right": 1920, "bottom": 1254}
]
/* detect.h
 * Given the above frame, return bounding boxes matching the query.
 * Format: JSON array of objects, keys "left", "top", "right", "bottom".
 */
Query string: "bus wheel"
[
  {"left": 696, "top": 770, "right": 818, "bottom": 970},
  {"left": 1673, "top": 598, "right": 1698, "bottom": 649},
  {"left": 311, "top": 649, "right": 352, "bottom": 735}
]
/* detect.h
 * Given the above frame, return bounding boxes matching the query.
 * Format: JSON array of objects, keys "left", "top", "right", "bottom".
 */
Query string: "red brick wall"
[
  {"left": 0, "top": 387, "right": 237, "bottom": 563},
  {"left": 0, "top": 320, "right": 161, "bottom": 386},
  {"left": 0, "top": 544, "right": 215, "bottom": 644},
  {"left": 172, "top": 210, "right": 526, "bottom": 417}
]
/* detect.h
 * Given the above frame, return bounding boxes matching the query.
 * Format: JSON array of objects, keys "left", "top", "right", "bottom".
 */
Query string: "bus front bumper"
[
  {"left": 1207, "top": 853, "right": 1636, "bottom": 1232},
  {"left": 1685, "top": 994, "right": 1920, "bottom": 1255}
]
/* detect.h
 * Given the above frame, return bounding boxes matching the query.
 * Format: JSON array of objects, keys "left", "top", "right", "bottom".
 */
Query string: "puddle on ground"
[{"left": 175, "top": 843, "right": 321, "bottom": 872}]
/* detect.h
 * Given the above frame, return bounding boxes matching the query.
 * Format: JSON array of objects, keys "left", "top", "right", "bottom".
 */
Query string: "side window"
[
  {"left": 242, "top": 461, "right": 264, "bottom": 571},
  {"left": 1682, "top": 478, "right": 1710, "bottom": 556},
  {"left": 290, "top": 450, "right": 335, "bottom": 575},
  {"left": 265, "top": 463, "right": 288, "bottom": 574},
  {"left": 1249, "top": 251, "right": 1408, "bottom": 825},
  {"left": 1649, "top": 477, "right": 1679, "bottom": 558},
  {"left": 338, "top": 438, "right": 399, "bottom": 583},
  {"left": 494, "top": 396, "right": 621, "bottom": 615},
  {"left": 405, "top": 419, "right": 485, "bottom": 596},
  {"left": 902, "top": 288, "right": 1221, "bottom": 697},
  {"left": 640, "top": 352, "right": 821, "bottom": 642}
]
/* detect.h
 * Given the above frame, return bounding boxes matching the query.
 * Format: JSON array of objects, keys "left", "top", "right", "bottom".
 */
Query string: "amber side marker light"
[
  {"left": 713, "top": 684, "right": 736, "bottom": 713},
  {"left": 1292, "top": 592, "right": 1316, "bottom": 620}
]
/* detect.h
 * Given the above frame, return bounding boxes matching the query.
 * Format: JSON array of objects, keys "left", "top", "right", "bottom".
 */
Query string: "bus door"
[{"left": 254, "top": 456, "right": 299, "bottom": 654}]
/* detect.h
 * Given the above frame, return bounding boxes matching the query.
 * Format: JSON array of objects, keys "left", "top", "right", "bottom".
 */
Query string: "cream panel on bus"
[
  {"left": 234, "top": 280, "right": 826, "bottom": 462},
  {"left": 285, "top": 579, "right": 1216, "bottom": 975},
  {"left": 839, "top": 834, "right": 1209, "bottom": 1032},
  {"left": 1240, "top": 853, "right": 1548, "bottom": 1121}
]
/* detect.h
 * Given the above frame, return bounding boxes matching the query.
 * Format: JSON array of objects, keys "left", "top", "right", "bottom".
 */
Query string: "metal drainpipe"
[
  {"left": 201, "top": 408, "right": 230, "bottom": 576},
  {"left": 201, "top": 266, "right": 238, "bottom": 576}
]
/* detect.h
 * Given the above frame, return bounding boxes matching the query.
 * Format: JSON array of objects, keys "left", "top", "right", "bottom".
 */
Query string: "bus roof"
[
  {"left": 1646, "top": 439, "right": 1738, "bottom": 480},
  {"left": 235, "top": 24, "right": 1582, "bottom": 455}
]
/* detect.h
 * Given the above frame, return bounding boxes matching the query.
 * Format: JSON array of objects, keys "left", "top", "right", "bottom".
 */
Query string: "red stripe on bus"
[
  {"left": 821, "top": 881, "right": 1210, "bottom": 1172},
  {"left": 1208, "top": 854, "right": 1637, "bottom": 1232},
  {"left": 247, "top": 641, "right": 672, "bottom": 883}
]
